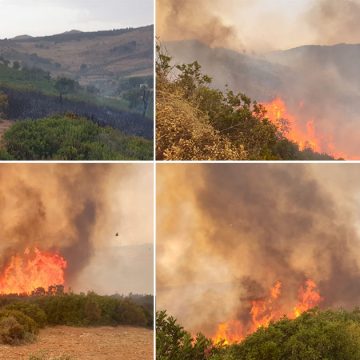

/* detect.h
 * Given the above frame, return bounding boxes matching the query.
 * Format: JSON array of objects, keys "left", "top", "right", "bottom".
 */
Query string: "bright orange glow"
[
  {"left": 262, "top": 97, "right": 322, "bottom": 152},
  {"left": 261, "top": 97, "right": 356, "bottom": 159},
  {"left": 213, "top": 320, "right": 245, "bottom": 345},
  {"left": 0, "top": 247, "right": 67, "bottom": 295},
  {"left": 213, "top": 279, "right": 322, "bottom": 345},
  {"left": 294, "top": 279, "right": 322, "bottom": 318}
]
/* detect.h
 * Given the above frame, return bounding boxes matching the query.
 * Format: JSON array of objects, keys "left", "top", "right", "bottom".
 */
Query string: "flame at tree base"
[
  {"left": 262, "top": 97, "right": 351, "bottom": 159},
  {"left": 213, "top": 279, "right": 322, "bottom": 345},
  {"left": 0, "top": 247, "right": 67, "bottom": 295}
]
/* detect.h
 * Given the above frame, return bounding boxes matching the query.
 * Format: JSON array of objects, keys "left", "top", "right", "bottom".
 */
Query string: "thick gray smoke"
[
  {"left": 157, "top": 164, "right": 360, "bottom": 334},
  {"left": 0, "top": 165, "right": 108, "bottom": 283},
  {"left": 0, "top": 164, "right": 153, "bottom": 294},
  {"left": 157, "top": 0, "right": 244, "bottom": 50}
]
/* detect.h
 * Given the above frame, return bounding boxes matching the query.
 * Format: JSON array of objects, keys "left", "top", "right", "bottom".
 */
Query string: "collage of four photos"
[{"left": 0, "top": 0, "right": 359, "bottom": 359}]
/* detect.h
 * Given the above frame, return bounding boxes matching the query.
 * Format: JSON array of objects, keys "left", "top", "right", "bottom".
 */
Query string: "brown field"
[{"left": 0, "top": 326, "right": 153, "bottom": 360}]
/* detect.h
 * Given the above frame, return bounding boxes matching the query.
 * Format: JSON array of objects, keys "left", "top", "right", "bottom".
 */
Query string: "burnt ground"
[{"left": 0, "top": 326, "right": 153, "bottom": 360}]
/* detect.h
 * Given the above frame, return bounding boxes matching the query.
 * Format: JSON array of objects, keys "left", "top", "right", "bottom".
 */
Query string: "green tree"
[
  {"left": 55, "top": 77, "right": 78, "bottom": 103},
  {"left": 12, "top": 61, "right": 21, "bottom": 70},
  {"left": 156, "top": 310, "right": 214, "bottom": 360}
]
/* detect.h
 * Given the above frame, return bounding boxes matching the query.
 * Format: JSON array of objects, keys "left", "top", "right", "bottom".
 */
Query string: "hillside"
[
  {"left": 156, "top": 45, "right": 335, "bottom": 160},
  {"left": 0, "top": 26, "right": 154, "bottom": 95},
  {"left": 164, "top": 40, "right": 360, "bottom": 159}
]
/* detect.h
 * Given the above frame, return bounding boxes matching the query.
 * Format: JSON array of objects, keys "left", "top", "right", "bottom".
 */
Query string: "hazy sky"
[
  {"left": 0, "top": 0, "right": 153, "bottom": 38},
  {"left": 158, "top": 0, "right": 360, "bottom": 52}
]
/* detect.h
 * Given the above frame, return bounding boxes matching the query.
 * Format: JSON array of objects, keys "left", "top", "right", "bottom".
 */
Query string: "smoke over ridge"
[{"left": 157, "top": 164, "right": 360, "bottom": 334}]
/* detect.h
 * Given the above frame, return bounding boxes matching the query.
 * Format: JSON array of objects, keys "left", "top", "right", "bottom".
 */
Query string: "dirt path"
[
  {"left": 0, "top": 119, "right": 13, "bottom": 139},
  {"left": 0, "top": 326, "right": 153, "bottom": 360}
]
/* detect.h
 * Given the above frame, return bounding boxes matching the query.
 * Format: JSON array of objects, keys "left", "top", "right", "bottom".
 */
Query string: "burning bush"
[
  {"left": 157, "top": 309, "right": 360, "bottom": 360},
  {"left": 156, "top": 45, "right": 336, "bottom": 160},
  {"left": 0, "top": 309, "right": 38, "bottom": 345}
]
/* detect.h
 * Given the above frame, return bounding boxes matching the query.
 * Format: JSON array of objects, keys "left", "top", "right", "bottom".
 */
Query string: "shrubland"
[
  {"left": 157, "top": 308, "right": 360, "bottom": 360},
  {"left": 0, "top": 114, "right": 152, "bottom": 160},
  {"left": 0, "top": 292, "right": 153, "bottom": 346},
  {"left": 156, "top": 45, "right": 335, "bottom": 161}
]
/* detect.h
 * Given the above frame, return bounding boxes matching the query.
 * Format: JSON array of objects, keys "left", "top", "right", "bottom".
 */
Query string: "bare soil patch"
[{"left": 0, "top": 326, "right": 153, "bottom": 360}]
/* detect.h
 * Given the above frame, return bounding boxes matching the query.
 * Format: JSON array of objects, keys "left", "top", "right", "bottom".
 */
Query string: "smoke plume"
[
  {"left": 157, "top": 0, "right": 243, "bottom": 50},
  {"left": 0, "top": 163, "right": 153, "bottom": 295},
  {"left": 306, "top": 0, "right": 360, "bottom": 44},
  {"left": 157, "top": 164, "right": 360, "bottom": 335}
]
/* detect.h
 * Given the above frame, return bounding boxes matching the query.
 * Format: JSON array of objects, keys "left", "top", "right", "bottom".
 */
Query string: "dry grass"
[
  {"left": 156, "top": 87, "right": 247, "bottom": 160},
  {"left": 0, "top": 326, "right": 153, "bottom": 360}
]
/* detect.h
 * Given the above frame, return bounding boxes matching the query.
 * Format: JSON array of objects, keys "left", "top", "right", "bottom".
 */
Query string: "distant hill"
[
  {"left": 11, "top": 35, "right": 33, "bottom": 40},
  {"left": 266, "top": 43, "right": 360, "bottom": 91},
  {"left": 163, "top": 40, "right": 290, "bottom": 99},
  {"left": 1, "top": 25, "right": 154, "bottom": 95}
]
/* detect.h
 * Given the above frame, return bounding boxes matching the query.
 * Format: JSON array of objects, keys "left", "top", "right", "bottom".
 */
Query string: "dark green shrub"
[
  {"left": 0, "top": 310, "right": 38, "bottom": 345},
  {"left": 5, "top": 303, "right": 47, "bottom": 328},
  {"left": 114, "top": 299, "right": 148, "bottom": 326},
  {"left": 1, "top": 115, "right": 152, "bottom": 160}
]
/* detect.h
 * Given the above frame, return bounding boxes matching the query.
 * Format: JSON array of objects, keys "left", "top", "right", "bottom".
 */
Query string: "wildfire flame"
[
  {"left": 262, "top": 97, "right": 322, "bottom": 152},
  {"left": 0, "top": 247, "right": 67, "bottom": 295},
  {"left": 261, "top": 97, "right": 354, "bottom": 159},
  {"left": 294, "top": 279, "right": 323, "bottom": 318},
  {"left": 213, "top": 279, "right": 322, "bottom": 345}
]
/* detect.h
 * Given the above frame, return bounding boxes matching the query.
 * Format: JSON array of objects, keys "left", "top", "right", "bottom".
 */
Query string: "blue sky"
[{"left": 0, "top": 0, "right": 153, "bottom": 38}]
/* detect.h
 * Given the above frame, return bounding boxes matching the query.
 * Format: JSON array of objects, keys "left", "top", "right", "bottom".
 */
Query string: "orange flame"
[
  {"left": 0, "top": 247, "right": 67, "bottom": 295},
  {"left": 213, "top": 279, "right": 322, "bottom": 345},
  {"left": 262, "top": 97, "right": 322, "bottom": 152},
  {"left": 294, "top": 279, "right": 322, "bottom": 318}
]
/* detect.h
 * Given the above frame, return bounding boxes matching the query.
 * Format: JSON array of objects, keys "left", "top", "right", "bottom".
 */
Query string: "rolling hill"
[{"left": 1, "top": 26, "right": 154, "bottom": 95}]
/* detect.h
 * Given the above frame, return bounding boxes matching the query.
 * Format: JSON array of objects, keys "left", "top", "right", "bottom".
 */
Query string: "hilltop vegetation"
[
  {"left": 156, "top": 46, "right": 335, "bottom": 160},
  {"left": 157, "top": 308, "right": 360, "bottom": 360},
  {"left": 0, "top": 292, "right": 153, "bottom": 346},
  {"left": 0, "top": 114, "right": 152, "bottom": 160},
  {"left": 0, "top": 31, "right": 154, "bottom": 160}
]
